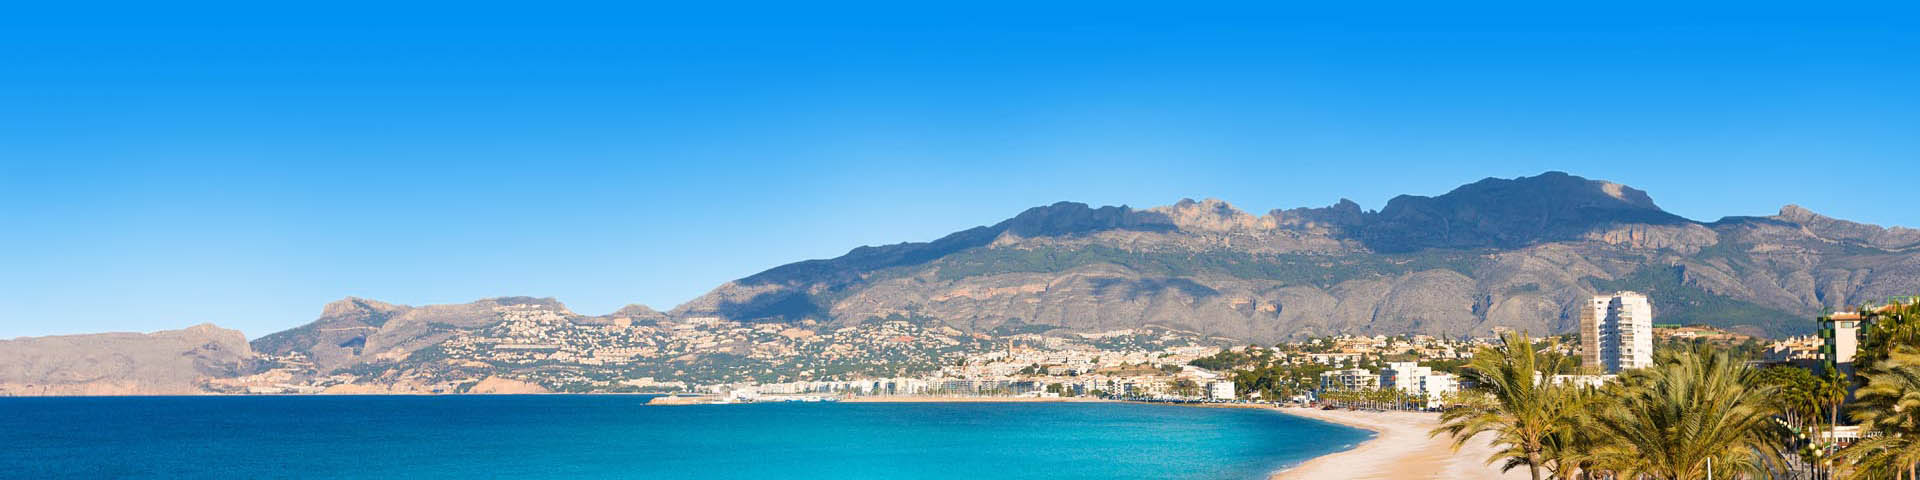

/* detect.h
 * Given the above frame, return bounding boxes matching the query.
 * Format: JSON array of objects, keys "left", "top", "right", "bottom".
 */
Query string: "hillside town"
[
  {"left": 211, "top": 290, "right": 1861, "bottom": 412},
  {"left": 216, "top": 302, "right": 1237, "bottom": 396},
  {"left": 657, "top": 290, "right": 1875, "bottom": 413}
]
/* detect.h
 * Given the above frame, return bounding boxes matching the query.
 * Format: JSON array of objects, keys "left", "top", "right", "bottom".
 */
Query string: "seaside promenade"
[{"left": 1270, "top": 407, "right": 1528, "bottom": 480}]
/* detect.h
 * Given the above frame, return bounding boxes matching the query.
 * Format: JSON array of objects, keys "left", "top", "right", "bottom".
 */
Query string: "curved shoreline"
[{"left": 1268, "top": 407, "right": 1527, "bottom": 480}]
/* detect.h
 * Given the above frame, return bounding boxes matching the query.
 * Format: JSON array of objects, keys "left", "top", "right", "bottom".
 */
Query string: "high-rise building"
[{"left": 1580, "top": 291, "right": 1654, "bottom": 373}]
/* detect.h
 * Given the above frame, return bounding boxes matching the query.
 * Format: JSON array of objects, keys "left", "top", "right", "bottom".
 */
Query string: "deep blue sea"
[{"left": 0, "top": 396, "right": 1370, "bottom": 479}]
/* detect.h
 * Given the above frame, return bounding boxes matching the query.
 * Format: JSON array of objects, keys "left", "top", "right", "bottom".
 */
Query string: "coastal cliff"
[{"left": 0, "top": 324, "right": 254, "bottom": 395}]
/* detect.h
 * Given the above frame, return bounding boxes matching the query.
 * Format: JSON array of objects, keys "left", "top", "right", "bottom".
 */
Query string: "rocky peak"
[
  {"left": 1771, "top": 204, "right": 1920, "bottom": 250},
  {"left": 1149, "top": 198, "right": 1275, "bottom": 232},
  {"left": 996, "top": 201, "right": 1173, "bottom": 237},
  {"left": 1387, "top": 171, "right": 1668, "bottom": 214},
  {"left": 1272, "top": 198, "right": 1368, "bottom": 228},
  {"left": 611, "top": 304, "right": 667, "bottom": 319},
  {"left": 1777, "top": 204, "right": 1819, "bottom": 223},
  {"left": 1361, "top": 171, "right": 1691, "bottom": 252},
  {"left": 178, "top": 322, "right": 247, "bottom": 341},
  {"left": 320, "top": 297, "right": 408, "bottom": 319}
]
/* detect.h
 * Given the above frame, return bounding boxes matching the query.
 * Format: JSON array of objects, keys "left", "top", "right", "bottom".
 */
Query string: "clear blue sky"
[{"left": 3, "top": 2, "right": 1916, "bottom": 339}]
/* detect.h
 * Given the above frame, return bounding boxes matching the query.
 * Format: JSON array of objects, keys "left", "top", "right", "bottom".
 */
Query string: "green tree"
[
  {"left": 1172, "top": 378, "right": 1199, "bottom": 397},
  {"left": 1584, "top": 347, "right": 1786, "bottom": 480},
  {"left": 1857, "top": 299, "right": 1920, "bottom": 372},
  {"left": 1532, "top": 384, "right": 1608, "bottom": 480},
  {"left": 1816, "top": 365, "right": 1849, "bottom": 477},
  {"left": 1842, "top": 346, "right": 1920, "bottom": 479},
  {"left": 1754, "top": 366, "right": 1822, "bottom": 431},
  {"left": 1755, "top": 365, "right": 1827, "bottom": 475},
  {"left": 1430, "top": 332, "right": 1581, "bottom": 480}
]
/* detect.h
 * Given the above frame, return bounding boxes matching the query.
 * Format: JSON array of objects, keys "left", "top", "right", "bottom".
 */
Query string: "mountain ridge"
[
  {"left": 10, "top": 171, "right": 1920, "bottom": 394},
  {"left": 672, "top": 172, "right": 1919, "bottom": 342}
]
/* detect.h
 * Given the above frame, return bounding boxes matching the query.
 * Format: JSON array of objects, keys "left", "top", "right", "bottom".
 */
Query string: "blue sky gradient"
[{"left": 3, "top": 2, "right": 1916, "bottom": 338}]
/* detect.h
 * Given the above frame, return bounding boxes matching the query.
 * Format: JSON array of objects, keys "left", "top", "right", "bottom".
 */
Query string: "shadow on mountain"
[
  {"left": 715, "top": 290, "right": 830, "bottom": 323},
  {"left": 1354, "top": 171, "right": 1696, "bottom": 253},
  {"left": 737, "top": 202, "right": 1174, "bottom": 287}
]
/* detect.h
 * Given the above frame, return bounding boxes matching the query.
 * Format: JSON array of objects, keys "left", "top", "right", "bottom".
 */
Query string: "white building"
[
  {"left": 1207, "top": 381, "right": 1235, "bottom": 400},
  {"left": 1319, "top": 368, "right": 1378, "bottom": 392},
  {"left": 1580, "top": 291, "right": 1654, "bottom": 373},
  {"left": 1381, "top": 362, "right": 1458, "bottom": 407},
  {"left": 1418, "top": 373, "right": 1458, "bottom": 402},
  {"left": 1549, "top": 374, "right": 1617, "bottom": 388},
  {"left": 1379, "top": 362, "right": 1427, "bottom": 393}
]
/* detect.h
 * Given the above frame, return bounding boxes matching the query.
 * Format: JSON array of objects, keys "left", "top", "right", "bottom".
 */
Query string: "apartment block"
[{"left": 1579, "top": 291, "right": 1654, "bottom": 373}]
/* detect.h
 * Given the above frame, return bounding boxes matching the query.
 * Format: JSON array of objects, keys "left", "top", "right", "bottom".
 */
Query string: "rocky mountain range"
[
  {"left": 7, "top": 171, "right": 1918, "bottom": 394},
  {"left": 673, "top": 172, "right": 1919, "bottom": 341}
]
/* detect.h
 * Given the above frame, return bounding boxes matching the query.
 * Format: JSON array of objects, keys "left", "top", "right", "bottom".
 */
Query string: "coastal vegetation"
[
  {"left": 1432, "top": 333, "right": 1582, "bottom": 480},
  {"left": 1430, "top": 299, "right": 1920, "bottom": 480},
  {"left": 1841, "top": 301, "right": 1920, "bottom": 479},
  {"left": 1841, "top": 346, "right": 1920, "bottom": 478},
  {"left": 1586, "top": 348, "right": 1785, "bottom": 479}
]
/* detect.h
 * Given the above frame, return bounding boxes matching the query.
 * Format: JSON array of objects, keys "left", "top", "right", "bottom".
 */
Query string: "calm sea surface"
[{"left": 0, "top": 396, "right": 1369, "bottom": 479}]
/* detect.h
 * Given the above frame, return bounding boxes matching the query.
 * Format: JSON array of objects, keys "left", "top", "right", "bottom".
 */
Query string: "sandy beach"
[{"left": 1270, "top": 407, "right": 1528, "bottom": 480}]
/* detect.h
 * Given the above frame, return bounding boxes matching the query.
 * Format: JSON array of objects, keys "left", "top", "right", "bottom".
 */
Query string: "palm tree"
[
  {"left": 1757, "top": 366, "right": 1821, "bottom": 431},
  {"left": 1540, "top": 385, "right": 1608, "bottom": 480},
  {"left": 1583, "top": 347, "right": 1785, "bottom": 480},
  {"left": 1841, "top": 346, "right": 1920, "bottom": 479},
  {"left": 1815, "top": 367, "right": 1850, "bottom": 478},
  {"left": 1860, "top": 300, "right": 1920, "bottom": 371},
  {"left": 1756, "top": 365, "right": 1827, "bottom": 477},
  {"left": 1431, "top": 332, "right": 1580, "bottom": 480}
]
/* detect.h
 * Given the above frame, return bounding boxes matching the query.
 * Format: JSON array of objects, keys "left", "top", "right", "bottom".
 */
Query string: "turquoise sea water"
[{"left": 0, "top": 396, "right": 1370, "bottom": 479}]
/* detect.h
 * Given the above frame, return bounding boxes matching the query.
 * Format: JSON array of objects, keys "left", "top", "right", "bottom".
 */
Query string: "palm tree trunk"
[
  {"left": 1527, "top": 452, "right": 1543, "bottom": 480},
  {"left": 1830, "top": 402, "right": 1840, "bottom": 445}
]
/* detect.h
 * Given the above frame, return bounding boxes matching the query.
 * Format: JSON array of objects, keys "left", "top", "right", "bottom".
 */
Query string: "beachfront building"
[
  {"left": 1319, "top": 368, "right": 1378, "bottom": 392},
  {"left": 1379, "top": 362, "right": 1427, "bottom": 393},
  {"left": 1417, "top": 374, "right": 1458, "bottom": 408},
  {"left": 1207, "top": 381, "right": 1235, "bottom": 400},
  {"left": 1579, "top": 291, "right": 1655, "bottom": 373},
  {"left": 1380, "top": 362, "right": 1458, "bottom": 407}
]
